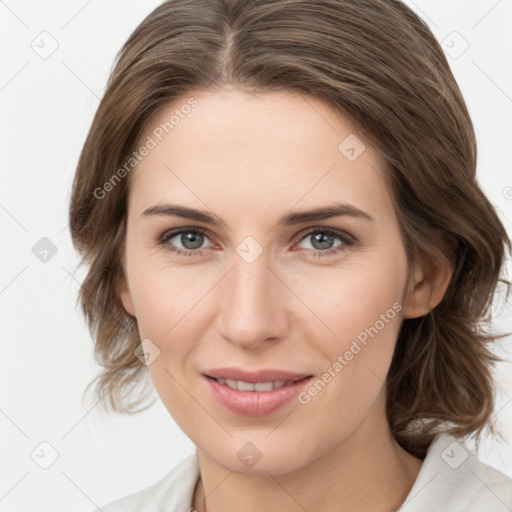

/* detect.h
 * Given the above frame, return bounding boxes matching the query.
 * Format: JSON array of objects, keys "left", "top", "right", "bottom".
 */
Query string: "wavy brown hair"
[{"left": 69, "top": 0, "right": 511, "bottom": 458}]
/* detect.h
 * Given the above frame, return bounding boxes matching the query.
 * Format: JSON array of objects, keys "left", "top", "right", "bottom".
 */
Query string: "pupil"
[
  {"left": 312, "top": 233, "right": 333, "bottom": 250},
  {"left": 182, "top": 232, "right": 203, "bottom": 250}
]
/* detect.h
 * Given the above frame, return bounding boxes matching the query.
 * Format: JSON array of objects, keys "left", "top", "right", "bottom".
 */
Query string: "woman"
[{"left": 69, "top": 0, "right": 512, "bottom": 510}]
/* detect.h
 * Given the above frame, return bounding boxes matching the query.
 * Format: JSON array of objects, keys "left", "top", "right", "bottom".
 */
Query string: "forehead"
[{"left": 128, "top": 88, "right": 394, "bottom": 224}]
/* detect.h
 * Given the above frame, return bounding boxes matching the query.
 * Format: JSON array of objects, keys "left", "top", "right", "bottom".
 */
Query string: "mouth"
[
  {"left": 204, "top": 375, "right": 311, "bottom": 392},
  {"left": 203, "top": 367, "right": 313, "bottom": 384},
  {"left": 202, "top": 371, "right": 314, "bottom": 417}
]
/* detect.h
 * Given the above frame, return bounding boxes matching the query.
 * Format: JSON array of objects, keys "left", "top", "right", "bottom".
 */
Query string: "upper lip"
[{"left": 204, "top": 367, "right": 313, "bottom": 383}]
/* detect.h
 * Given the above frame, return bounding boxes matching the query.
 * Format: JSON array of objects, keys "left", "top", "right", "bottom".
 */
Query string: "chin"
[{"left": 201, "top": 436, "right": 318, "bottom": 476}]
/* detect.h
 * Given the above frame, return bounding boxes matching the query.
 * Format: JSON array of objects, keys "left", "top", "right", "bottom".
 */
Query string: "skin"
[{"left": 118, "top": 87, "right": 453, "bottom": 512}]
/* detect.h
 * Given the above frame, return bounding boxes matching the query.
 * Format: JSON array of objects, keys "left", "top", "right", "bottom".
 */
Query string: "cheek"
[
  {"left": 128, "top": 263, "right": 204, "bottom": 416},
  {"left": 126, "top": 251, "right": 209, "bottom": 338},
  {"left": 299, "top": 241, "right": 408, "bottom": 397},
  {"left": 299, "top": 250, "right": 407, "bottom": 346},
  {"left": 125, "top": 254, "right": 214, "bottom": 400}
]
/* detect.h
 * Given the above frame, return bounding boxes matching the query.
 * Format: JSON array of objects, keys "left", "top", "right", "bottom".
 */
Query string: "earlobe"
[
  {"left": 402, "top": 250, "right": 454, "bottom": 319},
  {"left": 117, "top": 274, "right": 136, "bottom": 317}
]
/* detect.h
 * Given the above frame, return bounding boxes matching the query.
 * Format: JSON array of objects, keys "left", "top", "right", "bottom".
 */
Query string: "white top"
[{"left": 93, "top": 433, "right": 512, "bottom": 511}]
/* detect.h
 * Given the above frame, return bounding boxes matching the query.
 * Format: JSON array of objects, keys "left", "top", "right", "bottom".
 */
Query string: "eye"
[
  {"left": 295, "top": 228, "right": 354, "bottom": 257},
  {"left": 157, "top": 227, "right": 355, "bottom": 258},
  {"left": 157, "top": 228, "right": 214, "bottom": 257}
]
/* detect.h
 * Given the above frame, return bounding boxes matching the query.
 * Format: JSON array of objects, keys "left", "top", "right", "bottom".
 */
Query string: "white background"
[{"left": 1, "top": 1, "right": 511, "bottom": 510}]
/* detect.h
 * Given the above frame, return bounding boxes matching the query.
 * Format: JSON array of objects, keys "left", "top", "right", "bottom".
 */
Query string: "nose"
[{"left": 215, "top": 250, "right": 290, "bottom": 350}]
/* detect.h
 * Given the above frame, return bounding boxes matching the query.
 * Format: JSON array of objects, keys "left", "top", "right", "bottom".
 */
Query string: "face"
[{"left": 118, "top": 87, "right": 422, "bottom": 475}]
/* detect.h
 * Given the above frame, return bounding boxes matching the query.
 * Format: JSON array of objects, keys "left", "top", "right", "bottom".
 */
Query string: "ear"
[
  {"left": 117, "top": 272, "right": 136, "bottom": 317},
  {"left": 402, "top": 236, "right": 455, "bottom": 319}
]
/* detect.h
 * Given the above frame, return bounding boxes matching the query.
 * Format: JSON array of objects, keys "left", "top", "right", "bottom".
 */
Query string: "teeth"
[
  {"left": 254, "top": 382, "right": 275, "bottom": 391},
  {"left": 216, "top": 378, "right": 295, "bottom": 391}
]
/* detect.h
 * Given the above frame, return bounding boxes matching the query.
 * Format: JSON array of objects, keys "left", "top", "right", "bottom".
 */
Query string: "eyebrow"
[{"left": 140, "top": 202, "right": 374, "bottom": 228}]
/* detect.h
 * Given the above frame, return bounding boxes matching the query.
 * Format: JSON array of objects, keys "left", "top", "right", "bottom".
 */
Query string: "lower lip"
[{"left": 203, "top": 375, "right": 313, "bottom": 417}]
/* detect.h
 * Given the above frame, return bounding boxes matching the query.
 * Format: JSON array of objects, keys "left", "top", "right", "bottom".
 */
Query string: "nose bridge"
[
  {"left": 216, "top": 245, "right": 287, "bottom": 348},
  {"left": 229, "top": 232, "right": 274, "bottom": 305},
  {"left": 232, "top": 250, "right": 270, "bottom": 303}
]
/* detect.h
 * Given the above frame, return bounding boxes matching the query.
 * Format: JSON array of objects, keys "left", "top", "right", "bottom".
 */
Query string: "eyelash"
[{"left": 156, "top": 227, "right": 356, "bottom": 259}]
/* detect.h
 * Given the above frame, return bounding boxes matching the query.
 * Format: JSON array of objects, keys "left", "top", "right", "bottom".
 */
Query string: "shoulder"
[
  {"left": 400, "top": 433, "right": 512, "bottom": 512},
  {"left": 91, "top": 454, "right": 199, "bottom": 512}
]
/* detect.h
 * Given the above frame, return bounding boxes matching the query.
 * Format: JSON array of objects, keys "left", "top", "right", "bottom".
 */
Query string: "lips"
[{"left": 204, "top": 372, "right": 314, "bottom": 416}]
